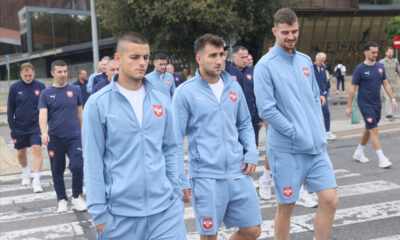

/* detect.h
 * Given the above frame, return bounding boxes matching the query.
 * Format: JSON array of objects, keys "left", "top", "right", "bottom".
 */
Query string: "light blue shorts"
[
  {"left": 267, "top": 148, "right": 337, "bottom": 204},
  {"left": 190, "top": 176, "right": 262, "bottom": 235},
  {"left": 95, "top": 198, "right": 186, "bottom": 240}
]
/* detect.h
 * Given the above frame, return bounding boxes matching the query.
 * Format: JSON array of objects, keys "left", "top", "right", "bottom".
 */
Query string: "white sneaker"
[
  {"left": 259, "top": 178, "right": 272, "bottom": 200},
  {"left": 296, "top": 192, "right": 318, "bottom": 208},
  {"left": 21, "top": 172, "right": 31, "bottom": 185},
  {"left": 58, "top": 199, "right": 68, "bottom": 213},
  {"left": 32, "top": 180, "right": 43, "bottom": 193},
  {"left": 379, "top": 156, "right": 392, "bottom": 169},
  {"left": 326, "top": 132, "right": 337, "bottom": 140},
  {"left": 353, "top": 152, "right": 370, "bottom": 163},
  {"left": 71, "top": 195, "right": 87, "bottom": 211}
]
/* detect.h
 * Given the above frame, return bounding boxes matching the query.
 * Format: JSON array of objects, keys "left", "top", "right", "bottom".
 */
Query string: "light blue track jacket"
[
  {"left": 82, "top": 74, "right": 182, "bottom": 226},
  {"left": 254, "top": 45, "right": 326, "bottom": 155},
  {"left": 146, "top": 69, "right": 175, "bottom": 98},
  {"left": 172, "top": 70, "right": 259, "bottom": 189}
]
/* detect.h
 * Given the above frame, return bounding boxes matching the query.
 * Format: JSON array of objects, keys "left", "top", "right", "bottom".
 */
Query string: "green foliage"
[
  {"left": 96, "top": 0, "right": 295, "bottom": 63},
  {"left": 384, "top": 16, "right": 400, "bottom": 44}
]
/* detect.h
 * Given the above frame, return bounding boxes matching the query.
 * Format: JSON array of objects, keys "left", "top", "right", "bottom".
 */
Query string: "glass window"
[
  {"left": 30, "top": 12, "right": 53, "bottom": 52},
  {"left": 53, "top": 14, "right": 91, "bottom": 48}
]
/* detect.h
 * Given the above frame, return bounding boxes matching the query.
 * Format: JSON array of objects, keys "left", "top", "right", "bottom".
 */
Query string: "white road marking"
[
  {"left": 187, "top": 200, "right": 400, "bottom": 239},
  {"left": 371, "top": 235, "right": 400, "bottom": 240},
  {"left": 0, "top": 222, "right": 84, "bottom": 240}
]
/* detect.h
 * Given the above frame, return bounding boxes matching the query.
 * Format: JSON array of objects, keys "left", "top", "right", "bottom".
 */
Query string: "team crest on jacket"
[
  {"left": 166, "top": 80, "right": 171, "bottom": 86},
  {"left": 229, "top": 91, "right": 237, "bottom": 102},
  {"left": 175, "top": 77, "right": 179, "bottom": 81},
  {"left": 202, "top": 218, "right": 213, "bottom": 230},
  {"left": 12, "top": 139, "right": 17, "bottom": 144},
  {"left": 35, "top": 90, "right": 40, "bottom": 96},
  {"left": 302, "top": 68, "right": 310, "bottom": 77},
  {"left": 67, "top": 91, "right": 73, "bottom": 97},
  {"left": 246, "top": 74, "right": 252, "bottom": 80},
  {"left": 153, "top": 105, "right": 163, "bottom": 117},
  {"left": 378, "top": 68, "right": 383, "bottom": 75},
  {"left": 231, "top": 75, "right": 237, "bottom": 81},
  {"left": 49, "top": 150, "right": 55, "bottom": 158},
  {"left": 283, "top": 186, "right": 292, "bottom": 197},
  {"left": 367, "top": 117, "right": 373, "bottom": 123},
  {"left": 321, "top": 67, "right": 324, "bottom": 71}
]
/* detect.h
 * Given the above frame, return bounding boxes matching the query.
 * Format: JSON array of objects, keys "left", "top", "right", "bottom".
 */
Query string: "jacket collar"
[
  {"left": 271, "top": 43, "right": 297, "bottom": 63},
  {"left": 194, "top": 69, "right": 234, "bottom": 88},
  {"left": 110, "top": 73, "right": 153, "bottom": 94}
]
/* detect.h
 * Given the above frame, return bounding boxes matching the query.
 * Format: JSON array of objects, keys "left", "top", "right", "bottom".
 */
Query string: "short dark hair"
[
  {"left": 117, "top": 32, "right": 148, "bottom": 53},
  {"left": 20, "top": 62, "right": 34, "bottom": 71},
  {"left": 51, "top": 60, "right": 67, "bottom": 71},
  {"left": 232, "top": 46, "right": 248, "bottom": 55},
  {"left": 194, "top": 33, "right": 225, "bottom": 55},
  {"left": 363, "top": 41, "right": 378, "bottom": 52},
  {"left": 154, "top": 53, "right": 167, "bottom": 60},
  {"left": 274, "top": 8, "right": 298, "bottom": 27},
  {"left": 385, "top": 46, "right": 394, "bottom": 52}
]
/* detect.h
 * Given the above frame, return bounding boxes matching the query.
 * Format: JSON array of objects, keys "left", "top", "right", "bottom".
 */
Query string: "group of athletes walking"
[{"left": 6, "top": 7, "right": 398, "bottom": 240}]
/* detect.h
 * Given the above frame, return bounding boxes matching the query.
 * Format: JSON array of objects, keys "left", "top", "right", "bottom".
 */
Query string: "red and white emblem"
[
  {"left": 202, "top": 218, "right": 213, "bottom": 230},
  {"left": 283, "top": 186, "right": 292, "bottom": 197},
  {"left": 246, "top": 74, "right": 252, "bottom": 80},
  {"left": 175, "top": 77, "right": 179, "bottom": 81},
  {"left": 67, "top": 91, "right": 73, "bottom": 97},
  {"left": 49, "top": 150, "right": 55, "bottom": 158},
  {"left": 367, "top": 117, "right": 373, "bottom": 123},
  {"left": 153, "top": 105, "right": 163, "bottom": 117},
  {"left": 302, "top": 67, "right": 309, "bottom": 77},
  {"left": 229, "top": 91, "right": 237, "bottom": 102},
  {"left": 321, "top": 67, "right": 324, "bottom": 71},
  {"left": 34, "top": 90, "right": 40, "bottom": 96},
  {"left": 166, "top": 80, "right": 171, "bottom": 86},
  {"left": 12, "top": 139, "right": 17, "bottom": 144},
  {"left": 378, "top": 68, "right": 383, "bottom": 75},
  {"left": 231, "top": 75, "right": 237, "bottom": 81}
]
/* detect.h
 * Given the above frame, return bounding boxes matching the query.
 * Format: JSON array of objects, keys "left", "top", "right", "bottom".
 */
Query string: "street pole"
[
  {"left": 90, "top": 0, "right": 99, "bottom": 74},
  {"left": 6, "top": 55, "right": 10, "bottom": 87}
]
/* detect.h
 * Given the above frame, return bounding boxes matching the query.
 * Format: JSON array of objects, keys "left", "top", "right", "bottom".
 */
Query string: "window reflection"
[
  {"left": 30, "top": 12, "right": 52, "bottom": 52},
  {"left": 53, "top": 14, "right": 91, "bottom": 48}
]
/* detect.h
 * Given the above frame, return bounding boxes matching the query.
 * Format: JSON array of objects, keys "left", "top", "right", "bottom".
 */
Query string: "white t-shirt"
[
  {"left": 334, "top": 64, "right": 346, "bottom": 74},
  {"left": 116, "top": 82, "right": 146, "bottom": 127},
  {"left": 208, "top": 77, "right": 224, "bottom": 103}
]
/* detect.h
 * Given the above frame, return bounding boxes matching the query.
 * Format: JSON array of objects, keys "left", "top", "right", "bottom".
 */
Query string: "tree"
[
  {"left": 384, "top": 16, "right": 400, "bottom": 44},
  {"left": 96, "top": 0, "right": 295, "bottom": 64}
]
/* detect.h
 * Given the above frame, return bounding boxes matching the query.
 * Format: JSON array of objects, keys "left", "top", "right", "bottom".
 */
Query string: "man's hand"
[
  {"left": 41, "top": 132, "right": 50, "bottom": 146},
  {"left": 182, "top": 189, "right": 192, "bottom": 203},
  {"left": 345, "top": 106, "right": 352, "bottom": 117},
  {"left": 392, "top": 101, "right": 398, "bottom": 111},
  {"left": 320, "top": 96, "right": 326, "bottom": 107},
  {"left": 242, "top": 163, "right": 256, "bottom": 175},
  {"left": 96, "top": 222, "right": 106, "bottom": 233}
]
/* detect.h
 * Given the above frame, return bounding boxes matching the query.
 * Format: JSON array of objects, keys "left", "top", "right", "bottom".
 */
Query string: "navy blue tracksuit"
[
  {"left": 7, "top": 79, "right": 45, "bottom": 149},
  {"left": 314, "top": 64, "right": 330, "bottom": 132},
  {"left": 173, "top": 73, "right": 184, "bottom": 87},
  {"left": 92, "top": 79, "right": 109, "bottom": 94},
  {"left": 231, "top": 63, "right": 261, "bottom": 145},
  {"left": 92, "top": 72, "right": 107, "bottom": 90},
  {"left": 72, "top": 79, "right": 90, "bottom": 107},
  {"left": 38, "top": 84, "right": 83, "bottom": 200}
]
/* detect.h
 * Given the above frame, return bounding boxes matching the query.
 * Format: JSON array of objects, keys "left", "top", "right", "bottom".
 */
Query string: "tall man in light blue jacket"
[
  {"left": 173, "top": 33, "right": 262, "bottom": 240},
  {"left": 82, "top": 32, "right": 186, "bottom": 240},
  {"left": 254, "top": 8, "right": 338, "bottom": 240}
]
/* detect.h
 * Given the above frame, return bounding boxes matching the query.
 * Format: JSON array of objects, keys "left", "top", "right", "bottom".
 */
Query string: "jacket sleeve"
[
  {"left": 162, "top": 100, "right": 183, "bottom": 199},
  {"left": 7, "top": 85, "right": 15, "bottom": 131},
  {"left": 86, "top": 73, "right": 95, "bottom": 93},
  {"left": 82, "top": 99, "right": 109, "bottom": 226},
  {"left": 236, "top": 87, "right": 259, "bottom": 165},
  {"left": 170, "top": 78, "right": 176, "bottom": 97},
  {"left": 254, "top": 62, "right": 296, "bottom": 139},
  {"left": 171, "top": 88, "right": 191, "bottom": 190}
]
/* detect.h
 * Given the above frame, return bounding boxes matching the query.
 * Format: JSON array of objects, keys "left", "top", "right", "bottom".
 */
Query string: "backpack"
[{"left": 335, "top": 65, "right": 343, "bottom": 78}]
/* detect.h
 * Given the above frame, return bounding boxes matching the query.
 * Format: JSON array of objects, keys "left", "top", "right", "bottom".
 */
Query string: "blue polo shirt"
[
  {"left": 7, "top": 79, "right": 46, "bottom": 136},
  {"left": 352, "top": 62, "right": 387, "bottom": 107},
  {"left": 72, "top": 79, "right": 90, "bottom": 106},
  {"left": 38, "top": 84, "right": 82, "bottom": 138}
]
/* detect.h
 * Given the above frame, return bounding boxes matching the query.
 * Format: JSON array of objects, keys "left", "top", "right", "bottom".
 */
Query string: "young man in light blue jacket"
[
  {"left": 146, "top": 53, "right": 175, "bottom": 98},
  {"left": 254, "top": 8, "right": 338, "bottom": 240},
  {"left": 82, "top": 32, "right": 186, "bottom": 240},
  {"left": 173, "top": 33, "right": 262, "bottom": 240}
]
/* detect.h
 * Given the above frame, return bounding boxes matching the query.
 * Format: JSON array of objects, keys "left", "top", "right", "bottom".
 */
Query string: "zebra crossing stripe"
[
  {"left": 0, "top": 222, "right": 84, "bottom": 240},
  {"left": 186, "top": 200, "right": 400, "bottom": 239}
]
